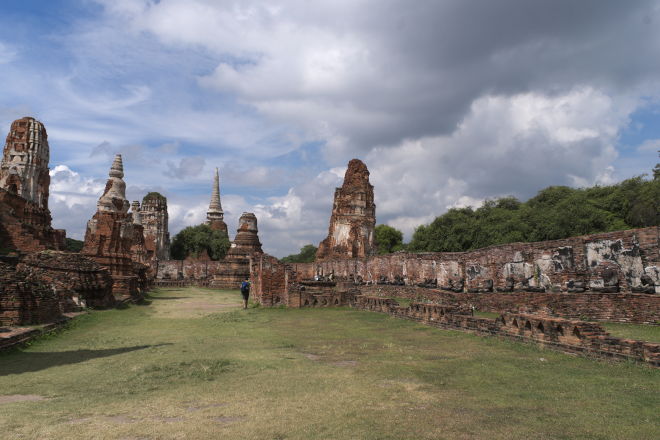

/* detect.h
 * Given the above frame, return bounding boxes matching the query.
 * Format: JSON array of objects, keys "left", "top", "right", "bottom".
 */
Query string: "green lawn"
[
  {"left": 602, "top": 322, "right": 660, "bottom": 343},
  {"left": 0, "top": 287, "right": 658, "bottom": 440}
]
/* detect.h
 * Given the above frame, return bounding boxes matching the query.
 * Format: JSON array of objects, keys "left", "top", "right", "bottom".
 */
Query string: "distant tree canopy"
[
  {"left": 374, "top": 224, "right": 404, "bottom": 254},
  {"left": 64, "top": 237, "right": 84, "bottom": 253},
  {"left": 281, "top": 244, "right": 317, "bottom": 263},
  {"left": 142, "top": 191, "right": 167, "bottom": 204},
  {"left": 409, "top": 174, "right": 659, "bottom": 253},
  {"left": 170, "top": 224, "right": 231, "bottom": 260}
]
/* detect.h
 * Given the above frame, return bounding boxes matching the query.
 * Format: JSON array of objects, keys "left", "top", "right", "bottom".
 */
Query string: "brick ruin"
[
  {"left": 356, "top": 296, "right": 659, "bottom": 367},
  {"left": 82, "top": 155, "right": 150, "bottom": 301},
  {"left": 227, "top": 212, "right": 263, "bottom": 257},
  {"left": 155, "top": 168, "right": 264, "bottom": 288},
  {"left": 0, "top": 117, "right": 65, "bottom": 252},
  {"left": 156, "top": 212, "right": 263, "bottom": 288},
  {"left": 0, "top": 117, "right": 117, "bottom": 325},
  {"left": 1, "top": 117, "right": 658, "bottom": 365},
  {"left": 249, "top": 158, "right": 660, "bottom": 366},
  {"left": 316, "top": 159, "right": 376, "bottom": 260},
  {"left": 141, "top": 192, "right": 171, "bottom": 261},
  {"left": 206, "top": 167, "right": 229, "bottom": 236}
]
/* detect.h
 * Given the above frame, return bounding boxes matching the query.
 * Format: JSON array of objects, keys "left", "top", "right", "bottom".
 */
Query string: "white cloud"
[{"left": 4, "top": 1, "right": 660, "bottom": 256}]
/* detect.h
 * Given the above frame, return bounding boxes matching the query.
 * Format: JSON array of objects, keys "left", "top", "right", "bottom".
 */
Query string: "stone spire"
[
  {"left": 208, "top": 168, "right": 223, "bottom": 214},
  {"left": 206, "top": 167, "right": 228, "bottom": 234},
  {"left": 97, "top": 154, "right": 129, "bottom": 213},
  {"left": 0, "top": 117, "right": 51, "bottom": 209},
  {"left": 316, "top": 158, "right": 376, "bottom": 260}
]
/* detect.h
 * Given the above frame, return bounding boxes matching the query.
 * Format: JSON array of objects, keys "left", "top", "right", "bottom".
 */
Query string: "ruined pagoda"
[
  {"left": 316, "top": 158, "right": 376, "bottom": 260},
  {"left": 206, "top": 167, "right": 228, "bottom": 236},
  {"left": 82, "top": 154, "right": 143, "bottom": 300}
]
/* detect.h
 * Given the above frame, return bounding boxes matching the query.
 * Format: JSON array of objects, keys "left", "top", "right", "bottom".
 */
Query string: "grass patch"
[
  {"left": 473, "top": 310, "right": 501, "bottom": 319},
  {"left": 0, "top": 287, "right": 658, "bottom": 439},
  {"left": 602, "top": 322, "right": 660, "bottom": 343},
  {"left": 393, "top": 297, "right": 412, "bottom": 307}
]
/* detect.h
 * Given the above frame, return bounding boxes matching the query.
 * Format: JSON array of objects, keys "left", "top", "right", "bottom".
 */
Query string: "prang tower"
[
  {"left": 316, "top": 159, "right": 376, "bottom": 260},
  {"left": 206, "top": 167, "right": 228, "bottom": 236},
  {"left": 0, "top": 117, "right": 51, "bottom": 208}
]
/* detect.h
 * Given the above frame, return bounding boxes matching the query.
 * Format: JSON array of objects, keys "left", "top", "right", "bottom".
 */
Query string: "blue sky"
[{"left": 1, "top": 0, "right": 658, "bottom": 257}]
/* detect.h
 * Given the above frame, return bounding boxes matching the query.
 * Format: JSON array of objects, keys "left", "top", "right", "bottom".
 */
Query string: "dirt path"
[{"left": 148, "top": 287, "right": 242, "bottom": 318}]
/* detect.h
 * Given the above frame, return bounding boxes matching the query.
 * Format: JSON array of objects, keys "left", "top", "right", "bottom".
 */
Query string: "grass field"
[
  {"left": 0, "top": 287, "right": 658, "bottom": 440},
  {"left": 602, "top": 322, "right": 660, "bottom": 343}
]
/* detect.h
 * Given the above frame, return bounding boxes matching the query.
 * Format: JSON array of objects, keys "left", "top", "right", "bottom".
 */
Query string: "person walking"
[{"left": 240, "top": 278, "right": 250, "bottom": 309}]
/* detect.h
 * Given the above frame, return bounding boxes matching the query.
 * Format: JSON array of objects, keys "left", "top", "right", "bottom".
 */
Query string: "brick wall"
[
  {"left": 303, "top": 227, "right": 659, "bottom": 294},
  {"left": 156, "top": 257, "right": 251, "bottom": 290},
  {"left": 357, "top": 285, "right": 660, "bottom": 324},
  {"left": 355, "top": 296, "right": 660, "bottom": 367},
  {"left": 0, "top": 188, "right": 65, "bottom": 253}
]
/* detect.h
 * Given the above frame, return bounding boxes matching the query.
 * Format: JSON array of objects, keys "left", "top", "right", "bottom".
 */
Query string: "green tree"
[
  {"left": 170, "top": 224, "right": 231, "bottom": 260},
  {"left": 64, "top": 238, "right": 84, "bottom": 252},
  {"left": 374, "top": 224, "right": 404, "bottom": 254},
  {"left": 408, "top": 174, "right": 658, "bottom": 252},
  {"left": 281, "top": 244, "right": 317, "bottom": 263}
]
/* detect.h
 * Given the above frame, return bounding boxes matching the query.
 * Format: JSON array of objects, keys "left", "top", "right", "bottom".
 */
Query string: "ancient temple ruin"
[
  {"left": 0, "top": 117, "right": 51, "bottom": 207},
  {"left": 1, "top": 117, "right": 114, "bottom": 325},
  {"left": 141, "top": 192, "right": 170, "bottom": 261},
  {"left": 227, "top": 212, "right": 263, "bottom": 258},
  {"left": 316, "top": 159, "right": 376, "bottom": 260},
  {"left": 82, "top": 155, "right": 147, "bottom": 300},
  {"left": 206, "top": 168, "right": 228, "bottom": 236},
  {"left": 0, "top": 117, "right": 65, "bottom": 251}
]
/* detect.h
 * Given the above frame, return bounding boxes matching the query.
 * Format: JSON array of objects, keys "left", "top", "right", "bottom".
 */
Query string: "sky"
[{"left": 1, "top": 0, "right": 659, "bottom": 258}]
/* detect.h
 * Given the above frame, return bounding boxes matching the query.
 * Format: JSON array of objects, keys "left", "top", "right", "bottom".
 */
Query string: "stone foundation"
[
  {"left": 359, "top": 285, "right": 660, "bottom": 324},
  {"left": 355, "top": 296, "right": 660, "bottom": 367}
]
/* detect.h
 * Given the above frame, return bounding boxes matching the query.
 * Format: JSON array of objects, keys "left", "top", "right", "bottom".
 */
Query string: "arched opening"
[
  {"left": 512, "top": 319, "right": 518, "bottom": 328},
  {"left": 536, "top": 322, "right": 545, "bottom": 333},
  {"left": 572, "top": 327, "right": 582, "bottom": 338},
  {"left": 304, "top": 299, "right": 309, "bottom": 306},
  {"left": 524, "top": 321, "right": 532, "bottom": 331},
  {"left": 334, "top": 298, "right": 339, "bottom": 305}
]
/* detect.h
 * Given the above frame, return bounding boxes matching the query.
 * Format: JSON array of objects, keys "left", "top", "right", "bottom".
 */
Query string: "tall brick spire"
[
  {"left": 208, "top": 167, "right": 223, "bottom": 215},
  {"left": 0, "top": 117, "right": 51, "bottom": 209},
  {"left": 316, "top": 159, "right": 376, "bottom": 260},
  {"left": 206, "top": 167, "right": 228, "bottom": 235}
]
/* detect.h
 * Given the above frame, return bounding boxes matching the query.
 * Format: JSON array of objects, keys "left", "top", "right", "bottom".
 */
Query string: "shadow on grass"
[{"left": 0, "top": 344, "right": 171, "bottom": 375}]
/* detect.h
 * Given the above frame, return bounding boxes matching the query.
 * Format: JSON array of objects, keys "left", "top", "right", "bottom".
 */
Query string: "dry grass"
[{"left": 0, "top": 287, "right": 658, "bottom": 439}]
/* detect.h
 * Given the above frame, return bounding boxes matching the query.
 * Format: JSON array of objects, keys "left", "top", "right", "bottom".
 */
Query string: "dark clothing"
[{"left": 241, "top": 281, "right": 250, "bottom": 300}]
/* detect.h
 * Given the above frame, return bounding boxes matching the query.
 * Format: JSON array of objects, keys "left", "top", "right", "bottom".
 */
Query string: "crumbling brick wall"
[
  {"left": 0, "top": 188, "right": 65, "bottom": 253},
  {"left": 0, "top": 257, "right": 62, "bottom": 325},
  {"left": 155, "top": 258, "right": 251, "bottom": 290},
  {"left": 251, "top": 254, "right": 289, "bottom": 306},
  {"left": 355, "top": 296, "right": 660, "bottom": 367},
  {"left": 359, "top": 285, "right": 660, "bottom": 324},
  {"left": 17, "top": 251, "right": 115, "bottom": 309},
  {"left": 309, "top": 227, "right": 659, "bottom": 294}
]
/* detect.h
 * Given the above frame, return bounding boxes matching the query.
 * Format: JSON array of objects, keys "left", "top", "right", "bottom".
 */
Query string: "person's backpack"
[{"left": 241, "top": 281, "right": 250, "bottom": 293}]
